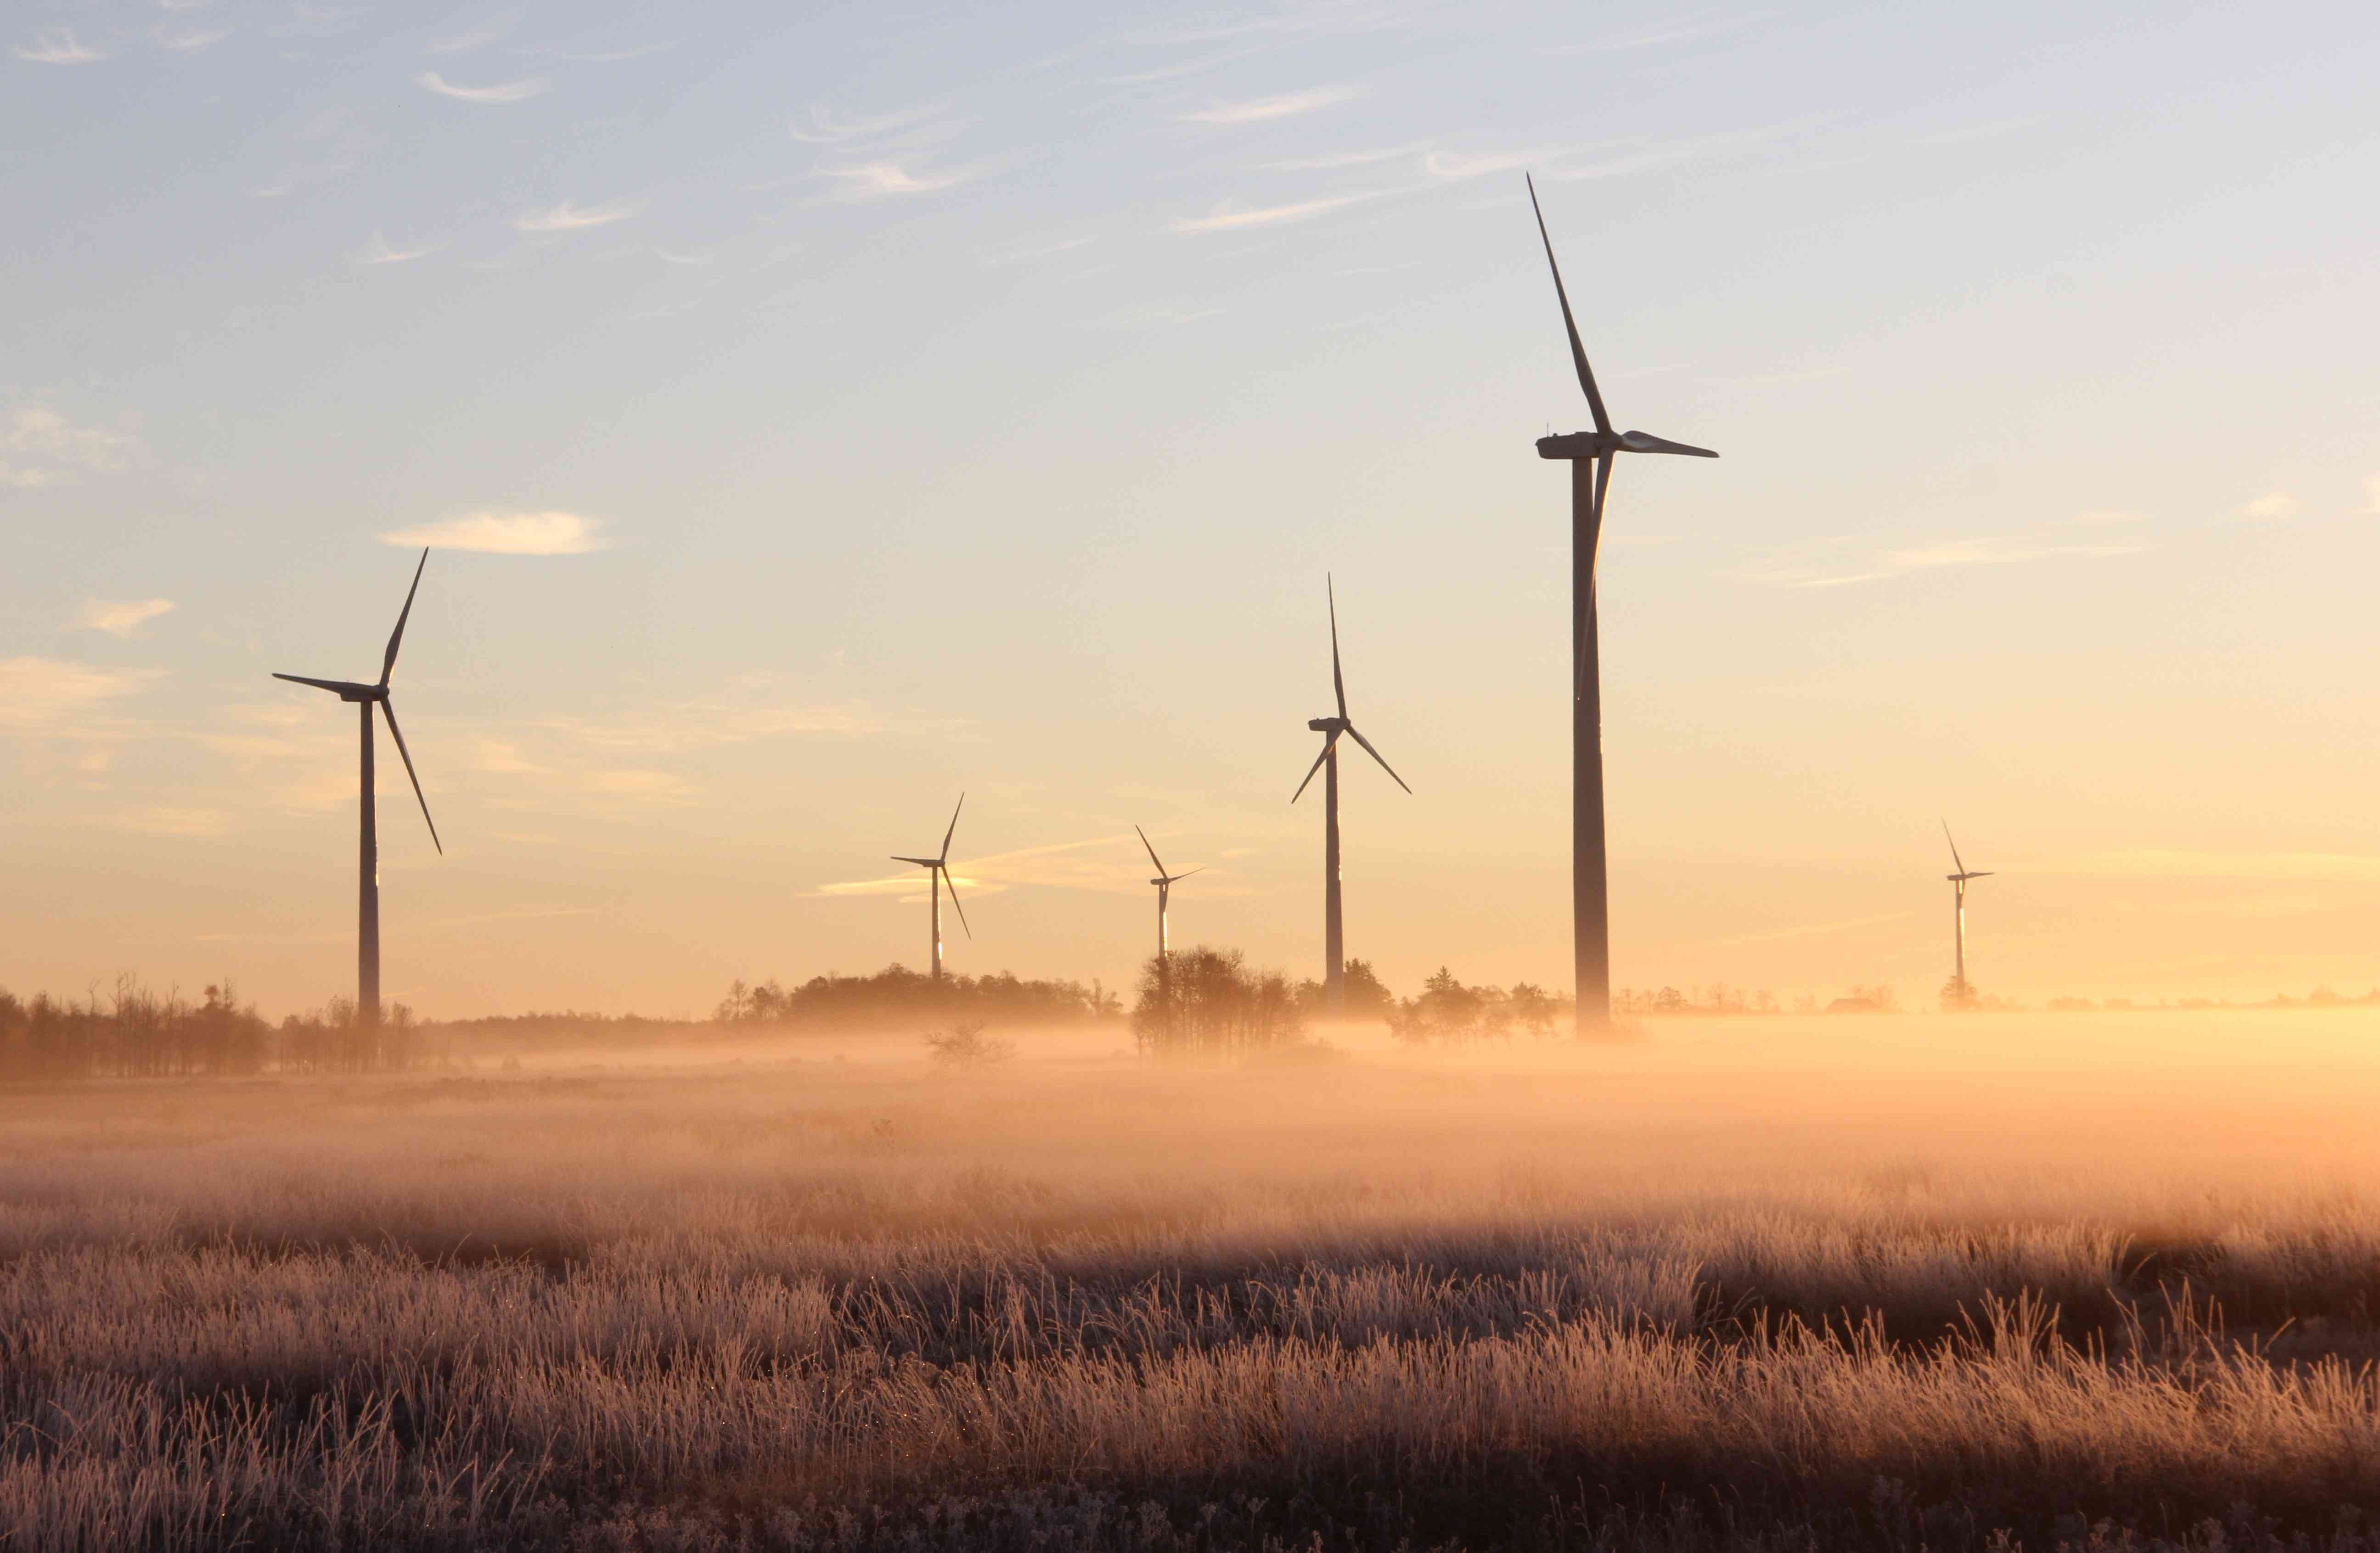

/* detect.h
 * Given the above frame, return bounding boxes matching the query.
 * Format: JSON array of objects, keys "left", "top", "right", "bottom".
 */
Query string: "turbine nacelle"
[
  {"left": 273, "top": 674, "right": 387, "bottom": 703},
  {"left": 1536, "top": 429, "right": 1719, "bottom": 461}
]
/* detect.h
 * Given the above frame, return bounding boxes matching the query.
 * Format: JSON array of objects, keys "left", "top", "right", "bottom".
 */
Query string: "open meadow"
[{"left": 5, "top": 1009, "right": 2380, "bottom": 1551}]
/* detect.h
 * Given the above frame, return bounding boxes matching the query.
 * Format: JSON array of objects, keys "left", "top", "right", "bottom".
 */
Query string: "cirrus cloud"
[
  {"left": 82, "top": 599, "right": 176, "bottom": 637},
  {"left": 1179, "top": 84, "right": 1362, "bottom": 125},
  {"left": 14, "top": 27, "right": 105, "bottom": 64},
  {"left": 515, "top": 200, "right": 637, "bottom": 233},
  {"left": 0, "top": 658, "right": 163, "bottom": 732},
  {"left": 415, "top": 71, "right": 549, "bottom": 104},
  {"left": 379, "top": 510, "right": 612, "bottom": 555}
]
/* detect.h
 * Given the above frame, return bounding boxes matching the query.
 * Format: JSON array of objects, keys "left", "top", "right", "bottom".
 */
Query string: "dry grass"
[{"left": 6, "top": 1010, "right": 2380, "bottom": 1550}]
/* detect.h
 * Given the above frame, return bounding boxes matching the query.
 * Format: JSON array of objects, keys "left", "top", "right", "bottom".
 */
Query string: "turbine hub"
[
  {"left": 1536, "top": 431, "right": 1615, "bottom": 460},
  {"left": 1307, "top": 717, "right": 1345, "bottom": 733}
]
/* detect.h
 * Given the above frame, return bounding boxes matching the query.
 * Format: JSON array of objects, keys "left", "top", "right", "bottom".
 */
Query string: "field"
[{"left": 6, "top": 1011, "right": 2380, "bottom": 1552}]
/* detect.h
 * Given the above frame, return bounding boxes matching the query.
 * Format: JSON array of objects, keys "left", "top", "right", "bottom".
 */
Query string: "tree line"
[{"left": 0, "top": 979, "right": 428, "bottom": 1081}]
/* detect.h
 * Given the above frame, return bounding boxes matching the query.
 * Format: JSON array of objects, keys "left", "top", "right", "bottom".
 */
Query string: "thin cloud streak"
[
  {"left": 14, "top": 27, "right": 106, "bottom": 63},
  {"left": 1744, "top": 534, "right": 2149, "bottom": 589},
  {"left": 357, "top": 232, "right": 434, "bottom": 265},
  {"left": 1180, "top": 84, "right": 1363, "bottom": 125},
  {"left": 516, "top": 201, "right": 637, "bottom": 232},
  {"left": 416, "top": 71, "right": 550, "bottom": 104},
  {"left": 1170, "top": 191, "right": 1377, "bottom": 234},
  {"left": 819, "top": 162, "right": 961, "bottom": 200},
  {"left": 788, "top": 103, "right": 947, "bottom": 145},
  {"left": 0, "top": 658, "right": 163, "bottom": 732},
  {"left": 82, "top": 600, "right": 175, "bottom": 638},
  {"left": 379, "top": 511, "right": 611, "bottom": 554}
]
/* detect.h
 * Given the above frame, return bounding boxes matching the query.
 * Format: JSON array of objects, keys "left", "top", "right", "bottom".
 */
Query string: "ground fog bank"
[{"left": 4, "top": 1009, "right": 2380, "bottom": 1552}]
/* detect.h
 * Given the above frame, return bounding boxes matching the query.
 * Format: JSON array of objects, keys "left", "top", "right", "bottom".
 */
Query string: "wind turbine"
[
  {"left": 271, "top": 548, "right": 443, "bottom": 1029},
  {"left": 1135, "top": 824, "right": 1204, "bottom": 1014},
  {"left": 1291, "top": 577, "right": 1410, "bottom": 1012},
  {"left": 1525, "top": 172, "right": 1718, "bottom": 1032},
  {"left": 1942, "top": 822, "right": 1994, "bottom": 1007},
  {"left": 891, "top": 795, "right": 970, "bottom": 982}
]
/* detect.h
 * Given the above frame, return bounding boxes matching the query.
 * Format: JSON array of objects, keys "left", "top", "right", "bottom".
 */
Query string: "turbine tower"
[
  {"left": 1291, "top": 577, "right": 1410, "bottom": 1012},
  {"left": 1942, "top": 822, "right": 1994, "bottom": 1008},
  {"left": 272, "top": 548, "right": 444, "bottom": 1028},
  {"left": 892, "top": 795, "right": 970, "bottom": 982},
  {"left": 1136, "top": 824, "right": 1204, "bottom": 1015},
  {"left": 1525, "top": 173, "right": 1718, "bottom": 1033}
]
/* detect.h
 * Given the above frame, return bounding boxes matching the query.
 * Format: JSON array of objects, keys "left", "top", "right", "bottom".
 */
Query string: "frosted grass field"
[{"left": 5, "top": 1009, "right": 2380, "bottom": 1551}]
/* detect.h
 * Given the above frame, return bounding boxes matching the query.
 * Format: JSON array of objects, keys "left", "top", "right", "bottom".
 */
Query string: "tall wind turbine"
[
  {"left": 1942, "top": 822, "right": 1994, "bottom": 1007},
  {"left": 891, "top": 795, "right": 970, "bottom": 982},
  {"left": 1526, "top": 173, "right": 1718, "bottom": 1032},
  {"left": 1291, "top": 577, "right": 1410, "bottom": 1011},
  {"left": 272, "top": 548, "right": 443, "bottom": 1028},
  {"left": 1135, "top": 824, "right": 1204, "bottom": 1011}
]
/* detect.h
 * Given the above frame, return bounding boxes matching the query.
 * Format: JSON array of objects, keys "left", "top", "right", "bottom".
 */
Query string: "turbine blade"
[
  {"left": 1941, "top": 820, "right": 1965, "bottom": 876},
  {"left": 941, "top": 865, "right": 972, "bottom": 938},
  {"left": 273, "top": 673, "right": 366, "bottom": 696},
  {"left": 1328, "top": 574, "right": 1347, "bottom": 721},
  {"left": 1970, "top": 871, "right": 1995, "bottom": 880},
  {"left": 939, "top": 793, "right": 964, "bottom": 864},
  {"left": 1344, "top": 723, "right": 1412, "bottom": 795},
  {"left": 891, "top": 856, "right": 939, "bottom": 867},
  {"left": 378, "top": 699, "right": 442, "bottom": 855},
  {"left": 1135, "top": 824, "right": 1166, "bottom": 877},
  {"left": 1172, "top": 865, "right": 1206, "bottom": 881},
  {"left": 1291, "top": 730, "right": 1342, "bottom": 803},
  {"left": 1617, "top": 430, "right": 1720, "bottom": 458},
  {"left": 1526, "top": 173, "right": 1611, "bottom": 436},
  {"left": 380, "top": 548, "right": 429, "bottom": 688}
]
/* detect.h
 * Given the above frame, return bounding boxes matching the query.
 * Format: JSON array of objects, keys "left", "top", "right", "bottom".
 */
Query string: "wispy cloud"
[
  {"left": 356, "top": 232, "right": 434, "bottom": 265},
  {"left": 816, "top": 831, "right": 1165, "bottom": 902},
  {"left": 1170, "top": 191, "right": 1376, "bottom": 234},
  {"left": 0, "top": 658, "right": 163, "bottom": 732},
  {"left": 515, "top": 200, "right": 637, "bottom": 233},
  {"left": 1180, "top": 84, "right": 1362, "bottom": 125},
  {"left": 82, "top": 599, "right": 175, "bottom": 638},
  {"left": 1743, "top": 533, "right": 2149, "bottom": 589},
  {"left": 14, "top": 27, "right": 106, "bottom": 64},
  {"left": 2238, "top": 491, "right": 2299, "bottom": 521},
  {"left": 2, "top": 406, "right": 139, "bottom": 489},
  {"left": 818, "top": 162, "right": 962, "bottom": 200},
  {"left": 1427, "top": 120, "right": 1825, "bottom": 188},
  {"left": 788, "top": 102, "right": 947, "bottom": 144},
  {"left": 155, "top": 24, "right": 231, "bottom": 51},
  {"left": 416, "top": 70, "right": 550, "bottom": 104},
  {"left": 654, "top": 248, "right": 714, "bottom": 267},
  {"left": 1704, "top": 910, "right": 1912, "bottom": 948},
  {"left": 379, "top": 510, "right": 612, "bottom": 554}
]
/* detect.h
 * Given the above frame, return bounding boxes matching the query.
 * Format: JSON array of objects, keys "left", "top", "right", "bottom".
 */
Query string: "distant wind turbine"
[
  {"left": 892, "top": 795, "right": 970, "bottom": 982},
  {"left": 1291, "top": 577, "right": 1410, "bottom": 1012},
  {"left": 1526, "top": 172, "right": 1718, "bottom": 1033},
  {"left": 1136, "top": 824, "right": 1204, "bottom": 1013},
  {"left": 1942, "top": 822, "right": 1994, "bottom": 1007},
  {"left": 271, "top": 549, "right": 444, "bottom": 1028}
]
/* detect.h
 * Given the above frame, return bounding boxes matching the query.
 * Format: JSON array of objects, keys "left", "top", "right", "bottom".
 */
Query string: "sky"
[{"left": 6, "top": 0, "right": 2379, "bottom": 1019}]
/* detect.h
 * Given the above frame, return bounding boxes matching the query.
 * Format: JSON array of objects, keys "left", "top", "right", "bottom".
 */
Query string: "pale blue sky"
[{"left": 6, "top": 0, "right": 2379, "bottom": 1015}]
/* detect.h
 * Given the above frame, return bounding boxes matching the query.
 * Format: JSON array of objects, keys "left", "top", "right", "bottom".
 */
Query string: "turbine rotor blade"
[
  {"left": 1171, "top": 866, "right": 1206, "bottom": 881},
  {"left": 892, "top": 856, "right": 939, "bottom": 867},
  {"left": 940, "top": 865, "right": 971, "bottom": 938},
  {"left": 380, "top": 548, "right": 428, "bottom": 689},
  {"left": 1525, "top": 173, "right": 1612, "bottom": 436},
  {"left": 1328, "top": 574, "right": 1347, "bottom": 721},
  {"left": 1344, "top": 723, "right": 1412, "bottom": 795},
  {"left": 1969, "top": 871, "right": 1995, "bottom": 880},
  {"left": 378, "top": 699, "right": 442, "bottom": 855},
  {"left": 1941, "top": 820, "right": 1966, "bottom": 876},
  {"left": 273, "top": 673, "right": 372, "bottom": 697},
  {"left": 1617, "top": 430, "right": 1720, "bottom": 458},
  {"left": 939, "top": 793, "right": 965, "bottom": 864},
  {"left": 1291, "top": 729, "right": 1342, "bottom": 803},
  {"left": 1135, "top": 824, "right": 1166, "bottom": 877}
]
